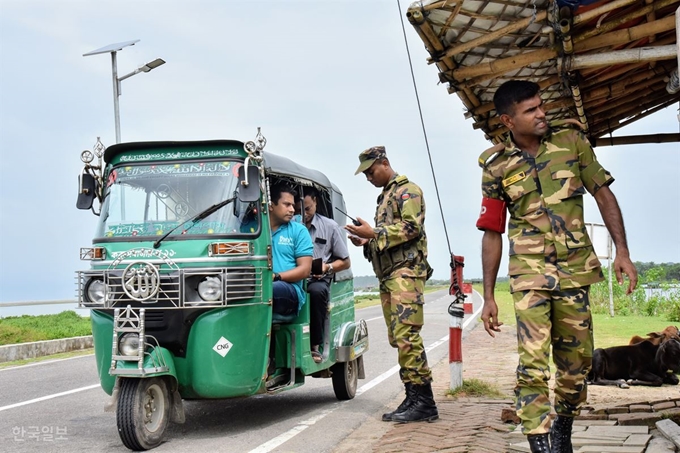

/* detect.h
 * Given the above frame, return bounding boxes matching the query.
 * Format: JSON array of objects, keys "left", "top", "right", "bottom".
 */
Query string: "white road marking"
[
  {"left": 0, "top": 384, "right": 100, "bottom": 412},
  {"left": 365, "top": 316, "right": 383, "bottom": 322},
  {"left": 248, "top": 321, "right": 464, "bottom": 452},
  {"left": 248, "top": 409, "right": 335, "bottom": 453}
]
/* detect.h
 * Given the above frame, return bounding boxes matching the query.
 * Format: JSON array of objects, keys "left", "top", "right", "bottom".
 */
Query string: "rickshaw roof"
[
  {"left": 103, "top": 139, "right": 245, "bottom": 164},
  {"left": 102, "top": 139, "right": 336, "bottom": 191},
  {"left": 263, "top": 152, "right": 334, "bottom": 190}
]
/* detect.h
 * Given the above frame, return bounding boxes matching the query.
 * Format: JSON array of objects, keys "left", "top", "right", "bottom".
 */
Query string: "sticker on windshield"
[{"left": 213, "top": 336, "right": 233, "bottom": 357}]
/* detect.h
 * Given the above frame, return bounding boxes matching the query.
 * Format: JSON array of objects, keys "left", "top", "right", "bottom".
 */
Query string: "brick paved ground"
[
  {"left": 370, "top": 323, "right": 519, "bottom": 453},
  {"left": 334, "top": 322, "right": 519, "bottom": 453}
]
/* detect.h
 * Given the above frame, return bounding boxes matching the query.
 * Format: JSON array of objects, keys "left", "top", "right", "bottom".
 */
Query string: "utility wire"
[
  {"left": 396, "top": 0, "right": 452, "bottom": 258},
  {"left": 396, "top": 0, "right": 466, "bottom": 306}
]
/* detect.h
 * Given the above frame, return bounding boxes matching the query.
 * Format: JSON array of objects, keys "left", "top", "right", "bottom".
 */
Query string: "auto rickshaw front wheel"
[
  {"left": 116, "top": 377, "right": 171, "bottom": 451},
  {"left": 331, "top": 359, "right": 358, "bottom": 400}
]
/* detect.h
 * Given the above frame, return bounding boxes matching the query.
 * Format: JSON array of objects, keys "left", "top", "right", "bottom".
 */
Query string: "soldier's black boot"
[
  {"left": 527, "top": 434, "right": 552, "bottom": 453},
  {"left": 391, "top": 383, "right": 439, "bottom": 423},
  {"left": 550, "top": 415, "right": 573, "bottom": 453},
  {"left": 382, "top": 382, "right": 415, "bottom": 421}
]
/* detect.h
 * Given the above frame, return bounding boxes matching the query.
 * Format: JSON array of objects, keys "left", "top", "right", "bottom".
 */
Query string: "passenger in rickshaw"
[
  {"left": 268, "top": 183, "right": 313, "bottom": 317},
  {"left": 302, "top": 188, "right": 351, "bottom": 363}
]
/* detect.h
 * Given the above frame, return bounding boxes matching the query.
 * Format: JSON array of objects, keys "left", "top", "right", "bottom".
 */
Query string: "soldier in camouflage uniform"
[
  {"left": 345, "top": 146, "right": 438, "bottom": 424},
  {"left": 476, "top": 80, "right": 638, "bottom": 453}
]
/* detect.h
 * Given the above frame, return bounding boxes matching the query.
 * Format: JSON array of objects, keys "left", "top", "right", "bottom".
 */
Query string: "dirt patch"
[{"left": 585, "top": 381, "right": 679, "bottom": 407}]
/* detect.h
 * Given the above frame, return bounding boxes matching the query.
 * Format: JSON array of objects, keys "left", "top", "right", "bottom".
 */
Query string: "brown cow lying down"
[
  {"left": 588, "top": 339, "right": 680, "bottom": 388},
  {"left": 629, "top": 325, "right": 680, "bottom": 346}
]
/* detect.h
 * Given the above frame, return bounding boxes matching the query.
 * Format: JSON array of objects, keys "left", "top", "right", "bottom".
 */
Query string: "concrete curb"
[{"left": 0, "top": 335, "right": 93, "bottom": 363}]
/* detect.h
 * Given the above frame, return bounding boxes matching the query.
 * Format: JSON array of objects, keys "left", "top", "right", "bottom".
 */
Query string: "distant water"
[{"left": 0, "top": 302, "right": 89, "bottom": 318}]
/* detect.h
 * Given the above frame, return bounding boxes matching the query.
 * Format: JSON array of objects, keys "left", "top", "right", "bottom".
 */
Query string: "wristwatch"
[
  {"left": 327, "top": 264, "right": 334, "bottom": 275},
  {"left": 273, "top": 273, "right": 281, "bottom": 282}
]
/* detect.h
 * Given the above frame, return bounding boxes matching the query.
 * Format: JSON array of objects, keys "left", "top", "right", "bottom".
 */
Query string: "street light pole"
[
  {"left": 111, "top": 51, "right": 122, "bottom": 143},
  {"left": 84, "top": 40, "right": 165, "bottom": 144}
]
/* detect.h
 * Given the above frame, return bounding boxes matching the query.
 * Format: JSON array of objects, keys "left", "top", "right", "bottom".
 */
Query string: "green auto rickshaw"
[{"left": 75, "top": 130, "right": 368, "bottom": 451}]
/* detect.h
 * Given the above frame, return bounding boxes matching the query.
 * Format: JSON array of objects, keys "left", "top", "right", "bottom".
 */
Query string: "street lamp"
[{"left": 83, "top": 40, "right": 166, "bottom": 143}]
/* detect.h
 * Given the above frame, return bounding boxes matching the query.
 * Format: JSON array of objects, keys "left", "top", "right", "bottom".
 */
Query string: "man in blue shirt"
[{"left": 269, "top": 183, "right": 313, "bottom": 316}]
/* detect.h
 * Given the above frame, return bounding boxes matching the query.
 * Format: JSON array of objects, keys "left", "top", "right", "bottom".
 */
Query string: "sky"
[{"left": 0, "top": 0, "right": 679, "bottom": 304}]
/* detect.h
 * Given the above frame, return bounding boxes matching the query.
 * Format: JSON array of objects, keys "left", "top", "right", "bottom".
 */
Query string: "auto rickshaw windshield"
[{"left": 96, "top": 160, "right": 259, "bottom": 239}]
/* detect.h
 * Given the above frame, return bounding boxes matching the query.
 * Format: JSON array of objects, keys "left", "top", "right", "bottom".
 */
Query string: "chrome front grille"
[{"left": 77, "top": 265, "right": 264, "bottom": 309}]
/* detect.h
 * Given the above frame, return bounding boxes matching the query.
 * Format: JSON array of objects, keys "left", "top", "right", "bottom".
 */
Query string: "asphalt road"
[{"left": 0, "top": 289, "right": 480, "bottom": 453}]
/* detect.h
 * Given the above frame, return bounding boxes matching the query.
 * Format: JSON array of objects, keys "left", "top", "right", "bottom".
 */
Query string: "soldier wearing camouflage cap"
[
  {"left": 476, "top": 80, "right": 638, "bottom": 453},
  {"left": 346, "top": 146, "right": 437, "bottom": 424}
]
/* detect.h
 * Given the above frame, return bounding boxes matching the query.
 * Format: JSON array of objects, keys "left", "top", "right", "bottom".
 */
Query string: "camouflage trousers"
[
  {"left": 380, "top": 276, "right": 432, "bottom": 385},
  {"left": 512, "top": 287, "right": 593, "bottom": 435}
]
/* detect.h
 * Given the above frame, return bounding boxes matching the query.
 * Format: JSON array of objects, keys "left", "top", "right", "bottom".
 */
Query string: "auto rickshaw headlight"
[
  {"left": 197, "top": 276, "right": 223, "bottom": 301},
  {"left": 85, "top": 279, "right": 108, "bottom": 304},
  {"left": 119, "top": 333, "right": 141, "bottom": 356}
]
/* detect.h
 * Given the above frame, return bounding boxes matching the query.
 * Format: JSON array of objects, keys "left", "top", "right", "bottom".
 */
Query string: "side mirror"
[
  {"left": 77, "top": 173, "right": 96, "bottom": 210},
  {"left": 238, "top": 165, "right": 260, "bottom": 202}
]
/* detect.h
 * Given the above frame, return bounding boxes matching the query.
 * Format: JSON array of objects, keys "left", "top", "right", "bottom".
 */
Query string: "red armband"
[{"left": 475, "top": 197, "right": 507, "bottom": 233}]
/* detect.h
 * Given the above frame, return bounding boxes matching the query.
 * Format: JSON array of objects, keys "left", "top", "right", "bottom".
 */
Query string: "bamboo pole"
[
  {"left": 584, "top": 73, "right": 668, "bottom": 102},
  {"left": 615, "top": 96, "right": 680, "bottom": 127},
  {"left": 592, "top": 93, "right": 679, "bottom": 128},
  {"left": 441, "top": 11, "right": 548, "bottom": 59},
  {"left": 571, "top": 45, "right": 677, "bottom": 69},
  {"left": 573, "top": 0, "right": 679, "bottom": 44},
  {"left": 574, "top": 15, "right": 676, "bottom": 53},
  {"left": 609, "top": 91, "right": 677, "bottom": 121},
  {"left": 437, "top": 1, "right": 463, "bottom": 38},
  {"left": 572, "top": 0, "right": 641, "bottom": 25},
  {"left": 452, "top": 47, "right": 556, "bottom": 80},
  {"left": 591, "top": 98, "right": 679, "bottom": 137},
  {"left": 424, "top": 0, "right": 455, "bottom": 11},
  {"left": 587, "top": 83, "right": 665, "bottom": 115},
  {"left": 408, "top": 5, "right": 481, "bottom": 109},
  {"left": 645, "top": 0, "right": 658, "bottom": 43},
  {"left": 594, "top": 133, "right": 680, "bottom": 147},
  {"left": 588, "top": 84, "right": 668, "bottom": 118},
  {"left": 582, "top": 63, "right": 646, "bottom": 86}
]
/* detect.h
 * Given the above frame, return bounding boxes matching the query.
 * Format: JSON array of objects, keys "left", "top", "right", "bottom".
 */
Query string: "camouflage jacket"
[
  {"left": 364, "top": 174, "right": 430, "bottom": 281},
  {"left": 478, "top": 122, "right": 614, "bottom": 292}
]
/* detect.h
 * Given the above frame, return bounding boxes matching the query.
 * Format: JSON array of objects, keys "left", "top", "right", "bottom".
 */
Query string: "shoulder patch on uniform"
[
  {"left": 395, "top": 174, "right": 409, "bottom": 186},
  {"left": 478, "top": 143, "right": 505, "bottom": 168},
  {"left": 550, "top": 118, "right": 585, "bottom": 131}
]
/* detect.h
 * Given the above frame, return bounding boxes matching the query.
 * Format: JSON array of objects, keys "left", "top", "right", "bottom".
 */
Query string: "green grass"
[
  {"left": 446, "top": 378, "right": 505, "bottom": 398},
  {"left": 0, "top": 311, "right": 92, "bottom": 345},
  {"left": 473, "top": 283, "right": 674, "bottom": 348}
]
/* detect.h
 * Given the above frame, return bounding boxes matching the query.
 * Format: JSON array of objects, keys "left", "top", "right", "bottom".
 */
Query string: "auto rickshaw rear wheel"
[
  {"left": 331, "top": 359, "right": 358, "bottom": 400},
  {"left": 116, "top": 377, "right": 171, "bottom": 451}
]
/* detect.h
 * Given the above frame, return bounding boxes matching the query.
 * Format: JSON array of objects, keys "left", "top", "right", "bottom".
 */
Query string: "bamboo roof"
[{"left": 407, "top": 0, "right": 680, "bottom": 146}]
